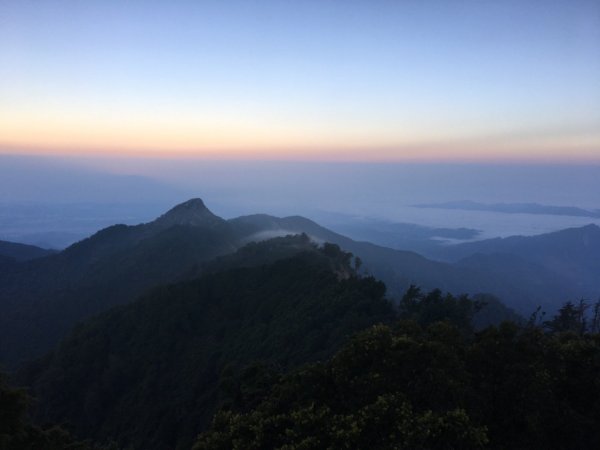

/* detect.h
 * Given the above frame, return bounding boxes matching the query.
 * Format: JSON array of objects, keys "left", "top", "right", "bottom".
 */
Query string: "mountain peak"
[
  {"left": 171, "top": 198, "right": 208, "bottom": 211},
  {"left": 153, "top": 198, "right": 225, "bottom": 228}
]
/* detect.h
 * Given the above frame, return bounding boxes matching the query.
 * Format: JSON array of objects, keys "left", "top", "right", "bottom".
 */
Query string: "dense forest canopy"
[
  {"left": 17, "top": 243, "right": 394, "bottom": 450},
  {"left": 195, "top": 317, "right": 600, "bottom": 450},
  {"left": 6, "top": 289, "right": 600, "bottom": 449}
]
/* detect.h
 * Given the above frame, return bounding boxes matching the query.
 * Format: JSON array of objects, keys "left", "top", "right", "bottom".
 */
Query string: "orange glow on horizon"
[
  {"left": 2, "top": 110, "right": 599, "bottom": 163},
  {"left": 2, "top": 138, "right": 599, "bottom": 165}
]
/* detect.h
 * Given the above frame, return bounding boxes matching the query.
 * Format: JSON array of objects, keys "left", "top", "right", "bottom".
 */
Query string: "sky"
[{"left": 1, "top": 0, "right": 599, "bottom": 162}]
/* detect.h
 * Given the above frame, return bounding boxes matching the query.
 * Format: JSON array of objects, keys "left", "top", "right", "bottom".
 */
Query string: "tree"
[
  {"left": 196, "top": 311, "right": 600, "bottom": 450},
  {"left": 398, "top": 285, "right": 483, "bottom": 334},
  {"left": 544, "top": 300, "right": 589, "bottom": 334},
  {"left": 0, "top": 373, "right": 105, "bottom": 450}
]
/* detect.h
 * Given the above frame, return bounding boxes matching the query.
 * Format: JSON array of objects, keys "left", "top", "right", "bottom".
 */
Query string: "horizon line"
[{"left": 2, "top": 146, "right": 600, "bottom": 166}]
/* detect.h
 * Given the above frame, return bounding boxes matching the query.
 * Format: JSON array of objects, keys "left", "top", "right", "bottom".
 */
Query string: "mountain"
[
  {"left": 243, "top": 214, "right": 599, "bottom": 313},
  {"left": 320, "top": 216, "right": 480, "bottom": 255},
  {"left": 455, "top": 253, "right": 574, "bottom": 310},
  {"left": 230, "top": 214, "right": 479, "bottom": 298},
  {"left": 1, "top": 198, "right": 593, "bottom": 367},
  {"left": 1, "top": 202, "right": 474, "bottom": 367},
  {"left": 0, "top": 254, "right": 14, "bottom": 266},
  {"left": 0, "top": 199, "right": 238, "bottom": 366},
  {"left": 0, "top": 240, "right": 55, "bottom": 262},
  {"left": 151, "top": 198, "right": 227, "bottom": 229},
  {"left": 432, "top": 224, "right": 600, "bottom": 299},
  {"left": 229, "top": 214, "right": 560, "bottom": 314},
  {"left": 19, "top": 244, "right": 393, "bottom": 450},
  {"left": 0, "top": 372, "right": 102, "bottom": 450}
]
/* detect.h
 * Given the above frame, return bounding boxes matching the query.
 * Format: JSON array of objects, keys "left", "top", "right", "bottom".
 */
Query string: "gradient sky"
[{"left": 1, "top": 0, "right": 599, "bottom": 161}]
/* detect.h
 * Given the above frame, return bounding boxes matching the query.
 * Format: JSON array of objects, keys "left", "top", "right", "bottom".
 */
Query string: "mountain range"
[
  {"left": 1, "top": 198, "right": 598, "bottom": 368},
  {"left": 0, "top": 240, "right": 55, "bottom": 262}
]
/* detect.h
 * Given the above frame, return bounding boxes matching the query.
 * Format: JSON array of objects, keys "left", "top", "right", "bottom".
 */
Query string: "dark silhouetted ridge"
[
  {"left": 0, "top": 240, "right": 55, "bottom": 262},
  {"left": 152, "top": 198, "right": 225, "bottom": 228}
]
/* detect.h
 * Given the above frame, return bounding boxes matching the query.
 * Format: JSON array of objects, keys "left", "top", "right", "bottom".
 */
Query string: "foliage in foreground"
[
  {"left": 196, "top": 318, "right": 600, "bottom": 450},
  {"left": 0, "top": 373, "right": 114, "bottom": 450}
]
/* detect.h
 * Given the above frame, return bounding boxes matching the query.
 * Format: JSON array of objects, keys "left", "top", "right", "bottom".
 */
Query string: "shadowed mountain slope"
[
  {"left": 0, "top": 240, "right": 55, "bottom": 262},
  {"left": 230, "top": 214, "right": 481, "bottom": 296},
  {"left": 434, "top": 224, "right": 600, "bottom": 300},
  {"left": 0, "top": 199, "right": 238, "bottom": 366},
  {"left": 19, "top": 245, "right": 393, "bottom": 450}
]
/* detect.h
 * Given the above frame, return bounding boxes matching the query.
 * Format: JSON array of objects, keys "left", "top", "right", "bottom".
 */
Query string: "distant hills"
[
  {"left": 1, "top": 198, "right": 598, "bottom": 367},
  {"left": 432, "top": 224, "right": 600, "bottom": 298},
  {"left": 229, "top": 214, "right": 508, "bottom": 302},
  {"left": 414, "top": 200, "right": 600, "bottom": 218},
  {"left": 228, "top": 212, "right": 596, "bottom": 315},
  {"left": 322, "top": 215, "right": 480, "bottom": 253},
  {"left": 0, "top": 240, "right": 55, "bottom": 262}
]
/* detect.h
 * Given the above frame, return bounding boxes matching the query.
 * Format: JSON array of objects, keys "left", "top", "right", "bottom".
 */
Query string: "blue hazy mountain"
[
  {"left": 431, "top": 224, "right": 600, "bottom": 301},
  {"left": 0, "top": 240, "right": 55, "bottom": 262}
]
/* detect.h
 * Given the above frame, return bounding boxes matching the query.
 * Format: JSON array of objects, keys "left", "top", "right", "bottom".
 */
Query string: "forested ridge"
[
  {"left": 0, "top": 206, "right": 239, "bottom": 366},
  {"left": 16, "top": 242, "right": 393, "bottom": 449},
  {"left": 2, "top": 239, "right": 597, "bottom": 449}
]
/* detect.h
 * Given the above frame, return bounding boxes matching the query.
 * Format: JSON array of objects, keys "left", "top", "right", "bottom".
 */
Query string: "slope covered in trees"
[
  {"left": 19, "top": 244, "right": 393, "bottom": 450},
  {"left": 0, "top": 254, "right": 14, "bottom": 266},
  {"left": 0, "top": 199, "right": 239, "bottom": 366},
  {"left": 0, "top": 373, "right": 110, "bottom": 450},
  {"left": 196, "top": 318, "right": 600, "bottom": 450}
]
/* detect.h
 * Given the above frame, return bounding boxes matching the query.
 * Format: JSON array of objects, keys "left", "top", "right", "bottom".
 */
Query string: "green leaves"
[
  {"left": 195, "top": 394, "right": 488, "bottom": 450},
  {"left": 196, "top": 317, "right": 600, "bottom": 450}
]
